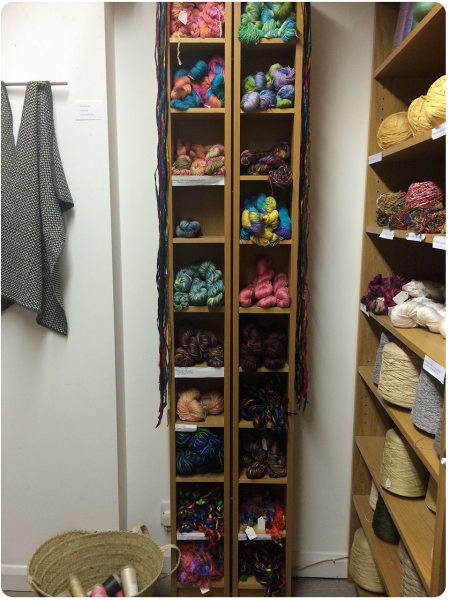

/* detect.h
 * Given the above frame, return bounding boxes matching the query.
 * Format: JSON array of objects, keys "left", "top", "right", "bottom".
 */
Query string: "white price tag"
[
  {"left": 406, "top": 232, "right": 425, "bottom": 242},
  {"left": 257, "top": 517, "right": 266, "bottom": 531},
  {"left": 432, "top": 122, "right": 446, "bottom": 139},
  {"left": 393, "top": 291, "right": 409, "bottom": 305},
  {"left": 433, "top": 236, "right": 446, "bottom": 250},
  {"left": 386, "top": 478, "right": 391, "bottom": 488},
  {"left": 423, "top": 355, "right": 446, "bottom": 384},
  {"left": 245, "top": 526, "right": 257, "bottom": 540},
  {"left": 379, "top": 229, "right": 395, "bottom": 240},
  {"left": 75, "top": 100, "right": 104, "bottom": 120},
  {"left": 175, "top": 424, "right": 198, "bottom": 432},
  {"left": 368, "top": 152, "right": 382, "bottom": 164},
  {"left": 172, "top": 175, "right": 225, "bottom": 187},
  {"left": 178, "top": 10, "right": 188, "bottom": 24},
  {"left": 360, "top": 303, "right": 370, "bottom": 316},
  {"left": 175, "top": 366, "right": 224, "bottom": 378},
  {"left": 261, "top": 437, "right": 268, "bottom": 451},
  {"left": 177, "top": 532, "right": 206, "bottom": 539},
  {"left": 200, "top": 588, "right": 210, "bottom": 595}
]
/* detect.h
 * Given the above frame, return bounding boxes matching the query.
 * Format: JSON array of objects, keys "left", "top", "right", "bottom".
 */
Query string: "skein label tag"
[
  {"left": 368, "top": 152, "right": 382, "bottom": 164},
  {"left": 200, "top": 588, "right": 210, "bottom": 594},
  {"left": 360, "top": 303, "right": 370, "bottom": 316},
  {"left": 423, "top": 355, "right": 446, "bottom": 384},
  {"left": 178, "top": 10, "right": 188, "bottom": 24},
  {"left": 393, "top": 291, "right": 409, "bottom": 305},
  {"left": 433, "top": 236, "right": 446, "bottom": 250},
  {"left": 258, "top": 517, "right": 266, "bottom": 531},
  {"left": 245, "top": 526, "right": 257, "bottom": 540},
  {"left": 175, "top": 366, "right": 224, "bottom": 378},
  {"left": 406, "top": 232, "right": 425, "bottom": 242},
  {"left": 379, "top": 229, "right": 395, "bottom": 240},
  {"left": 432, "top": 122, "right": 446, "bottom": 139},
  {"left": 172, "top": 176, "right": 225, "bottom": 187},
  {"left": 261, "top": 437, "right": 268, "bottom": 450},
  {"left": 386, "top": 478, "right": 391, "bottom": 488},
  {"left": 175, "top": 424, "right": 197, "bottom": 432}
]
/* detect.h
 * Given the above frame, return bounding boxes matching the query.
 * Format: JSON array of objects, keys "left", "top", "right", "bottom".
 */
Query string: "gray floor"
[{"left": 4, "top": 577, "right": 357, "bottom": 597}]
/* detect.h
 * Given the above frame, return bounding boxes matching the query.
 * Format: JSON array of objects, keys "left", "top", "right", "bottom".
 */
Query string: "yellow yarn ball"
[
  {"left": 408, "top": 75, "right": 446, "bottom": 136},
  {"left": 377, "top": 112, "right": 413, "bottom": 149}
]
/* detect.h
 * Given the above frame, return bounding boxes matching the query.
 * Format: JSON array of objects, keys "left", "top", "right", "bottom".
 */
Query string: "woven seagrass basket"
[{"left": 27, "top": 525, "right": 180, "bottom": 597}]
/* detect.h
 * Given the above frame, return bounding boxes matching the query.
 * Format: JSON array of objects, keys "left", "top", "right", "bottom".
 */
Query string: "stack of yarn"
[
  {"left": 240, "top": 256, "right": 290, "bottom": 308},
  {"left": 240, "top": 375, "right": 288, "bottom": 432},
  {"left": 239, "top": 541, "right": 285, "bottom": 596},
  {"left": 172, "top": 138, "right": 225, "bottom": 176},
  {"left": 239, "top": 487, "right": 286, "bottom": 542},
  {"left": 176, "top": 428, "right": 224, "bottom": 475},
  {"left": 176, "top": 219, "right": 201, "bottom": 238},
  {"left": 170, "top": 3, "right": 225, "bottom": 39},
  {"left": 392, "top": 2, "right": 437, "bottom": 50},
  {"left": 377, "top": 75, "right": 446, "bottom": 149},
  {"left": 171, "top": 57, "right": 225, "bottom": 109},
  {"left": 238, "top": 2, "right": 296, "bottom": 43},
  {"left": 177, "top": 388, "right": 224, "bottom": 421},
  {"left": 177, "top": 541, "right": 224, "bottom": 589},
  {"left": 240, "top": 321, "right": 288, "bottom": 371},
  {"left": 240, "top": 430, "right": 287, "bottom": 479},
  {"left": 177, "top": 484, "right": 224, "bottom": 547},
  {"left": 174, "top": 261, "right": 224, "bottom": 310},
  {"left": 241, "top": 194, "right": 292, "bottom": 246},
  {"left": 241, "top": 64, "right": 295, "bottom": 111},
  {"left": 241, "top": 140, "right": 293, "bottom": 189},
  {"left": 174, "top": 322, "right": 225, "bottom": 367},
  {"left": 389, "top": 279, "right": 446, "bottom": 338},
  {"left": 361, "top": 273, "right": 409, "bottom": 315}
]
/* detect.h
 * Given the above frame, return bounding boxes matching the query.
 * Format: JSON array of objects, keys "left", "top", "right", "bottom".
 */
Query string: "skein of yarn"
[
  {"left": 401, "top": 551, "right": 427, "bottom": 597},
  {"left": 176, "top": 428, "right": 224, "bottom": 475},
  {"left": 377, "top": 112, "right": 413, "bottom": 149},
  {"left": 379, "top": 429, "right": 429, "bottom": 497},
  {"left": 240, "top": 64, "right": 295, "bottom": 111},
  {"left": 239, "top": 541, "right": 286, "bottom": 596},
  {"left": 372, "top": 493, "right": 400, "bottom": 543},
  {"left": 378, "top": 342, "right": 422, "bottom": 408},
  {"left": 239, "top": 487, "right": 286, "bottom": 542},
  {"left": 177, "top": 541, "right": 224, "bottom": 588},
  {"left": 176, "top": 219, "right": 201, "bottom": 238},
  {"left": 410, "top": 368, "right": 444, "bottom": 434},
  {"left": 177, "top": 484, "right": 224, "bottom": 546},
  {"left": 348, "top": 528, "right": 386, "bottom": 594},
  {"left": 170, "top": 3, "right": 225, "bottom": 39},
  {"left": 408, "top": 75, "right": 446, "bottom": 136},
  {"left": 416, "top": 305, "right": 445, "bottom": 334}
]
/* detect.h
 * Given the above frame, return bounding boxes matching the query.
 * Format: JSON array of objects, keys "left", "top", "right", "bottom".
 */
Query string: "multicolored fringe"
[
  {"left": 155, "top": 3, "right": 170, "bottom": 427},
  {"left": 295, "top": 2, "right": 311, "bottom": 411}
]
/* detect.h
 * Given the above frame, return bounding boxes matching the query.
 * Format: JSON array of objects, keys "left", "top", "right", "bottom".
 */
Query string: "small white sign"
[
  {"left": 257, "top": 517, "right": 266, "bottom": 531},
  {"left": 393, "top": 291, "right": 409, "bottom": 305},
  {"left": 177, "top": 532, "right": 206, "bottom": 539},
  {"left": 175, "top": 424, "right": 198, "bottom": 432},
  {"left": 200, "top": 588, "right": 210, "bottom": 595},
  {"left": 360, "top": 303, "right": 370, "bottom": 316},
  {"left": 433, "top": 236, "right": 446, "bottom": 250},
  {"left": 178, "top": 10, "right": 188, "bottom": 24},
  {"left": 175, "top": 366, "right": 224, "bottom": 378},
  {"left": 386, "top": 478, "right": 391, "bottom": 488},
  {"left": 379, "top": 229, "right": 395, "bottom": 240},
  {"left": 368, "top": 152, "right": 382, "bottom": 164},
  {"left": 432, "top": 122, "right": 446, "bottom": 140},
  {"left": 423, "top": 355, "right": 446, "bottom": 384},
  {"left": 238, "top": 532, "right": 272, "bottom": 540},
  {"left": 261, "top": 437, "right": 268, "bottom": 451},
  {"left": 75, "top": 100, "right": 103, "bottom": 120},
  {"left": 245, "top": 526, "right": 257, "bottom": 540},
  {"left": 172, "top": 176, "right": 225, "bottom": 187},
  {"left": 406, "top": 232, "right": 425, "bottom": 242}
]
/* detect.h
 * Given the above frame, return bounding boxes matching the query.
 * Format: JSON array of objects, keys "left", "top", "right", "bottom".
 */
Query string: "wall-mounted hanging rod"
[{"left": 3, "top": 82, "right": 68, "bottom": 86}]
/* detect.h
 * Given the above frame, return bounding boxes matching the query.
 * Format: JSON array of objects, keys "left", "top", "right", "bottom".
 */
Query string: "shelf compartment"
[
  {"left": 239, "top": 365, "right": 289, "bottom": 373},
  {"left": 373, "top": 5, "right": 445, "bottom": 79},
  {"left": 176, "top": 414, "right": 225, "bottom": 428},
  {"left": 176, "top": 473, "right": 225, "bottom": 483},
  {"left": 370, "top": 129, "right": 445, "bottom": 163},
  {"left": 173, "top": 236, "right": 225, "bottom": 244},
  {"left": 353, "top": 495, "right": 402, "bottom": 597},
  {"left": 356, "top": 436, "right": 434, "bottom": 594},
  {"left": 238, "top": 528, "right": 286, "bottom": 540},
  {"left": 238, "top": 468, "right": 287, "bottom": 484},
  {"left": 238, "top": 307, "right": 290, "bottom": 314},
  {"left": 369, "top": 313, "right": 445, "bottom": 367},
  {"left": 237, "top": 576, "right": 266, "bottom": 590},
  {"left": 365, "top": 227, "right": 444, "bottom": 245},
  {"left": 358, "top": 366, "right": 439, "bottom": 480}
]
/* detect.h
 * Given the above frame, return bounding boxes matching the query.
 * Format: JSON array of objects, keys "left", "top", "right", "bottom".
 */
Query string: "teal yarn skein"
[
  {"left": 239, "top": 2, "right": 296, "bottom": 43},
  {"left": 174, "top": 261, "right": 224, "bottom": 311}
]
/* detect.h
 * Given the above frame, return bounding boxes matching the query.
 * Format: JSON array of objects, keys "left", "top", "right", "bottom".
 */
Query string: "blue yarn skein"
[
  {"left": 259, "top": 90, "right": 277, "bottom": 108},
  {"left": 189, "top": 60, "right": 208, "bottom": 81},
  {"left": 277, "top": 85, "right": 295, "bottom": 101},
  {"left": 174, "top": 67, "right": 191, "bottom": 80},
  {"left": 254, "top": 72, "right": 267, "bottom": 91},
  {"left": 278, "top": 16, "right": 296, "bottom": 42},
  {"left": 176, "top": 219, "right": 201, "bottom": 238},
  {"left": 171, "top": 90, "right": 202, "bottom": 110},
  {"left": 261, "top": 7, "right": 275, "bottom": 25}
]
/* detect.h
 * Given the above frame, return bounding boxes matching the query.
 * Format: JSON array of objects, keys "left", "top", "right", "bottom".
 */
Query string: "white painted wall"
[
  {"left": 1, "top": 2, "right": 119, "bottom": 590},
  {"left": 292, "top": 2, "right": 375, "bottom": 578}
]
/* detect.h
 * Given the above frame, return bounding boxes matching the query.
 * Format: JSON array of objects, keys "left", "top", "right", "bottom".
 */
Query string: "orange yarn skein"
[{"left": 177, "top": 389, "right": 205, "bottom": 422}]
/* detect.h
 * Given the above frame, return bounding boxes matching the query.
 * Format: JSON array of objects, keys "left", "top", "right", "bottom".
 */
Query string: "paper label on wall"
[
  {"left": 423, "top": 355, "right": 446, "bottom": 384},
  {"left": 178, "top": 10, "right": 188, "bottom": 24},
  {"left": 393, "top": 291, "right": 409, "bottom": 305},
  {"left": 245, "top": 526, "right": 257, "bottom": 540},
  {"left": 75, "top": 100, "right": 103, "bottom": 120},
  {"left": 175, "top": 366, "right": 224, "bottom": 378},
  {"left": 172, "top": 175, "right": 225, "bottom": 187},
  {"left": 433, "top": 236, "right": 446, "bottom": 250},
  {"left": 175, "top": 424, "right": 197, "bottom": 432},
  {"left": 257, "top": 517, "right": 266, "bottom": 531},
  {"left": 386, "top": 478, "right": 391, "bottom": 488},
  {"left": 432, "top": 122, "right": 446, "bottom": 139},
  {"left": 368, "top": 152, "right": 382, "bottom": 164},
  {"left": 360, "top": 303, "right": 370, "bottom": 316},
  {"left": 379, "top": 229, "right": 395, "bottom": 240},
  {"left": 406, "top": 232, "right": 425, "bottom": 242}
]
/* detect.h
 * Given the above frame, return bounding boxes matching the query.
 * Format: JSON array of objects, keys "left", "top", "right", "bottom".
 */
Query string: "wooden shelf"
[
  {"left": 240, "top": 175, "right": 269, "bottom": 181},
  {"left": 240, "top": 109, "right": 295, "bottom": 115},
  {"left": 239, "top": 365, "right": 289, "bottom": 373},
  {"left": 371, "top": 129, "right": 445, "bottom": 163},
  {"left": 238, "top": 306, "right": 290, "bottom": 313},
  {"left": 173, "top": 237, "right": 225, "bottom": 244},
  {"left": 237, "top": 576, "right": 266, "bottom": 590},
  {"left": 176, "top": 414, "right": 225, "bottom": 428},
  {"left": 353, "top": 495, "right": 402, "bottom": 597},
  {"left": 369, "top": 313, "right": 445, "bottom": 367},
  {"left": 176, "top": 306, "right": 225, "bottom": 313},
  {"left": 176, "top": 473, "right": 225, "bottom": 483},
  {"left": 238, "top": 468, "right": 287, "bottom": 484},
  {"left": 239, "top": 419, "right": 286, "bottom": 430},
  {"left": 358, "top": 366, "right": 439, "bottom": 480},
  {"left": 240, "top": 239, "right": 292, "bottom": 244},
  {"left": 373, "top": 5, "right": 445, "bottom": 79},
  {"left": 356, "top": 436, "right": 434, "bottom": 594},
  {"left": 171, "top": 108, "right": 225, "bottom": 114},
  {"left": 365, "top": 227, "right": 443, "bottom": 244},
  {"left": 177, "top": 580, "right": 225, "bottom": 589},
  {"left": 170, "top": 38, "right": 225, "bottom": 44},
  {"left": 238, "top": 527, "right": 287, "bottom": 538}
]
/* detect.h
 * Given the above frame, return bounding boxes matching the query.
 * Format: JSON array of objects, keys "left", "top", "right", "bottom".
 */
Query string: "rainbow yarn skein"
[
  {"left": 240, "top": 64, "right": 296, "bottom": 111},
  {"left": 239, "top": 541, "right": 285, "bottom": 596},
  {"left": 241, "top": 194, "right": 291, "bottom": 246},
  {"left": 174, "top": 261, "right": 224, "bottom": 310}
]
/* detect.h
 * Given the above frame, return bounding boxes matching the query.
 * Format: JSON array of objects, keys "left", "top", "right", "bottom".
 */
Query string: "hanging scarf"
[{"left": 1, "top": 81, "right": 74, "bottom": 335}]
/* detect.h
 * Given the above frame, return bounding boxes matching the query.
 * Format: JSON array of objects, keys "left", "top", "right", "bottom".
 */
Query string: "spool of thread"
[
  {"left": 379, "top": 429, "right": 429, "bottom": 497},
  {"left": 69, "top": 576, "right": 87, "bottom": 597},
  {"left": 369, "top": 479, "right": 379, "bottom": 511},
  {"left": 398, "top": 538, "right": 406, "bottom": 563},
  {"left": 372, "top": 494, "right": 400, "bottom": 543},
  {"left": 372, "top": 332, "right": 395, "bottom": 385},
  {"left": 410, "top": 368, "right": 445, "bottom": 434},
  {"left": 348, "top": 528, "right": 386, "bottom": 593},
  {"left": 425, "top": 476, "right": 437, "bottom": 513},
  {"left": 377, "top": 112, "right": 412, "bottom": 149},
  {"left": 401, "top": 551, "right": 427, "bottom": 597},
  {"left": 102, "top": 574, "right": 122, "bottom": 597},
  {"left": 434, "top": 407, "right": 443, "bottom": 455},
  {"left": 92, "top": 585, "right": 108, "bottom": 598},
  {"left": 120, "top": 567, "right": 138, "bottom": 597},
  {"left": 378, "top": 342, "right": 422, "bottom": 408}
]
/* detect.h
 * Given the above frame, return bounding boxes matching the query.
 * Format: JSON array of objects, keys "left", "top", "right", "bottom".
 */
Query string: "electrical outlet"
[{"left": 160, "top": 501, "right": 170, "bottom": 527}]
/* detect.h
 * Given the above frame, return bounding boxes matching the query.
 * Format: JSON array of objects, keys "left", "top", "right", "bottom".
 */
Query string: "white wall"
[
  {"left": 292, "top": 2, "right": 375, "bottom": 577},
  {"left": 1, "top": 2, "right": 120, "bottom": 590}
]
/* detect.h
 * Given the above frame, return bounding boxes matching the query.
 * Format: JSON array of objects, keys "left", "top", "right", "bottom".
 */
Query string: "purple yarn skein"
[
  {"left": 274, "top": 226, "right": 291, "bottom": 239},
  {"left": 277, "top": 85, "right": 295, "bottom": 101},
  {"left": 259, "top": 89, "right": 277, "bottom": 109},
  {"left": 273, "top": 67, "right": 295, "bottom": 90},
  {"left": 241, "top": 91, "right": 261, "bottom": 112},
  {"left": 255, "top": 72, "right": 267, "bottom": 91}
]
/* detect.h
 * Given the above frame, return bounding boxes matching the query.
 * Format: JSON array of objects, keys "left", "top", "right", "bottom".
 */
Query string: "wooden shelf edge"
[
  {"left": 171, "top": 108, "right": 225, "bottom": 114},
  {"left": 240, "top": 239, "right": 292, "bottom": 244},
  {"left": 177, "top": 580, "right": 225, "bottom": 589},
  {"left": 365, "top": 227, "right": 443, "bottom": 244},
  {"left": 238, "top": 306, "right": 291, "bottom": 313},
  {"left": 239, "top": 365, "right": 289, "bottom": 373},
  {"left": 356, "top": 585, "right": 386, "bottom": 597},
  {"left": 370, "top": 129, "right": 445, "bottom": 163},
  {"left": 240, "top": 109, "right": 295, "bottom": 114},
  {"left": 170, "top": 38, "right": 225, "bottom": 44},
  {"left": 173, "top": 237, "right": 225, "bottom": 244},
  {"left": 240, "top": 175, "right": 269, "bottom": 180},
  {"left": 175, "top": 306, "right": 225, "bottom": 313}
]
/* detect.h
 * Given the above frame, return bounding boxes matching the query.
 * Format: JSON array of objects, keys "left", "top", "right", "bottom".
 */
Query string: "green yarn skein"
[
  {"left": 412, "top": 2, "right": 436, "bottom": 22},
  {"left": 266, "top": 63, "right": 283, "bottom": 89},
  {"left": 274, "top": 2, "right": 291, "bottom": 21},
  {"left": 206, "top": 161, "right": 224, "bottom": 176},
  {"left": 242, "top": 75, "right": 256, "bottom": 94},
  {"left": 262, "top": 18, "right": 278, "bottom": 38}
]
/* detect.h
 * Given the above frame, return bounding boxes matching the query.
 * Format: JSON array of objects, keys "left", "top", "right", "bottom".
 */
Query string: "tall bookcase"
[
  {"left": 167, "top": 5, "right": 232, "bottom": 596},
  {"left": 348, "top": 4, "right": 446, "bottom": 597},
  {"left": 232, "top": 4, "right": 304, "bottom": 596}
]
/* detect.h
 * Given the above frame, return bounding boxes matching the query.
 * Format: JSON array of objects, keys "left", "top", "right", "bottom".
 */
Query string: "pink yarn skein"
[
  {"left": 239, "top": 285, "right": 254, "bottom": 307},
  {"left": 257, "top": 296, "right": 277, "bottom": 308},
  {"left": 239, "top": 256, "right": 290, "bottom": 309},
  {"left": 275, "top": 287, "right": 291, "bottom": 308}
]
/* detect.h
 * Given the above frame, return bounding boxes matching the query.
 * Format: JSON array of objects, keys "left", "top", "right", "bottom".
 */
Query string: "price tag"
[
  {"left": 175, "top": 366, "right": 224, "bottom": 378},
  {"left": 432, "top": 122, "right": 446, "bottom": 139},
  {"left": 368, "top": 152, "right": 382, "bottom": 164},
  {"left": 360, "top": 303, "right": 370, "bottom": 316},
  {"left": 200, "top": 588, "right": 210, "bottom": 595},
  {"left": 406, "top": 232, "right": 425, "bottom": 242},
  {"left": 178, "top": 10, "right": 188, "bottom": 24},
  {"left": 172, "top": 175, "right": 225, "bottom": 187},
  {"left": 423, "top": 355, "right": 446, "bottom": 384},
  {"left": 393, "top": 291, "right": 409, "bottom": 305},
  {"left": 245, "top": 526, "right": 257, "bottom": 540},
  {"left": 257, "top": 517, "right": 266, "bottom": 531},
  {"left": 261, "top": 437, "right": 268, "bottom": 451},
  {"left": 175, "top": 424, "right": 197, "bottom": 432},
  {"left": 177, "top": 532, "right": 206, "bottom": 539},
  {"left": 386, "top": 478, "right": 391, "bottom": 488},
  {"left": 379, "top": 229, "right": 395, "bottom": 240},
  {"left": 433, "top": 236, "right": 446, "bottom": 250}
]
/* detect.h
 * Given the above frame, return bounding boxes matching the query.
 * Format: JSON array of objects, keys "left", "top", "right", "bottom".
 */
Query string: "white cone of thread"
[
  {"left": 369, "top": 480, "right": 379, "bottom": 511},
  {"left": 425, "top": 476, "right": 438, "bottom": 513},
  {"left": 379, "top": 429, "right": 429, "bottom": 497},
  {"left": 349, "top": 528, "right": 386, "bottom": 593},
  {"left": 378, "top": 343, "right": 422, "bottom": 408},
  {"left": 401, "top": 551, "right": 427, "bottom": 597}
]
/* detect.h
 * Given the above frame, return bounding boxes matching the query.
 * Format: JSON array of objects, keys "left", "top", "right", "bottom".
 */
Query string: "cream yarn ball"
[{"left": 416, "top": 305, "right": 445, "bottom": 332}]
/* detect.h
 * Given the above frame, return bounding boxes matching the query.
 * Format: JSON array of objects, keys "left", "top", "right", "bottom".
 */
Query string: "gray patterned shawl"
[{"left": 1, "top": 81, "right": 74, "bottom": 335}]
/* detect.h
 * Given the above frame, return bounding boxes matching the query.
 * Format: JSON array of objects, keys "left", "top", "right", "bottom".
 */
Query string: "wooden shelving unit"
[
  {"left": 232, "top": 4, "right": 304, "bottom": 596},
  {"left": 167, "top": 7, "right": 232, "bottom": 596},
  {"left": 348, "top": 4, "right": 446, "bottom": 597}
]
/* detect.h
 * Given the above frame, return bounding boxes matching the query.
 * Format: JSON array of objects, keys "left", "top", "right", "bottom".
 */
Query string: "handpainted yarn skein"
[
  {"left": 375, "top": 191, "right": 406, "bottom": 227},
  {"left": 170, "top": 3, "right": 225, "bottom": 40},
  {"left": 239, "top": 487, "right": 286, "bottom": 542},
  {"left": 176, "top": 428, "right": 224, "bottom": 475},
  {"left": 177, "top": 484, "right": 224, "bottom": 547},
  {"left": 176, "top": 219, "right": 201, "bottom": 238},
  {"left": 177, "top": 541, "right": 224, "bottom": 589},
  {"left": 174, "top": 261, "right": 224, "bottom": 310},
  {"left": 239, "top": 541, "right": 285, "bottom": 596},
  {"left": 238, "top": 2, "right": 296, "bottom": 44},
  {"left": 240, "top": 376, "right": 288, "bottom": 432},
  {"left": 174, "top": 321, "right": 225, "bottom": 367},
  {"left": 405, "top": 181, "right": 444, "bottom": 212},
  {"left": 239, "top": 321, "right": 288, "bottom": 371}
]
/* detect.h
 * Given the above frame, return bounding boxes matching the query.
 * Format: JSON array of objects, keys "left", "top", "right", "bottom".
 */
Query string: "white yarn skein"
[
  {"left": 439, "top": 320, "right": 446, "bottom": 339},
  {"left": 416, "top": 306, "right": 445, "bottom": 333},
  {"left": 390, "top": 300, "right": 421, "bottom": 328},
  {"left": 403, "top": 279, "right": 445, "bottom": 302}
]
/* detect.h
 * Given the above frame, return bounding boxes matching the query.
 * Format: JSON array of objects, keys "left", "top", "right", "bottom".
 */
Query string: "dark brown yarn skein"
[{"left": 372, "top": 494, "right": 400, "bottom": 543}]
